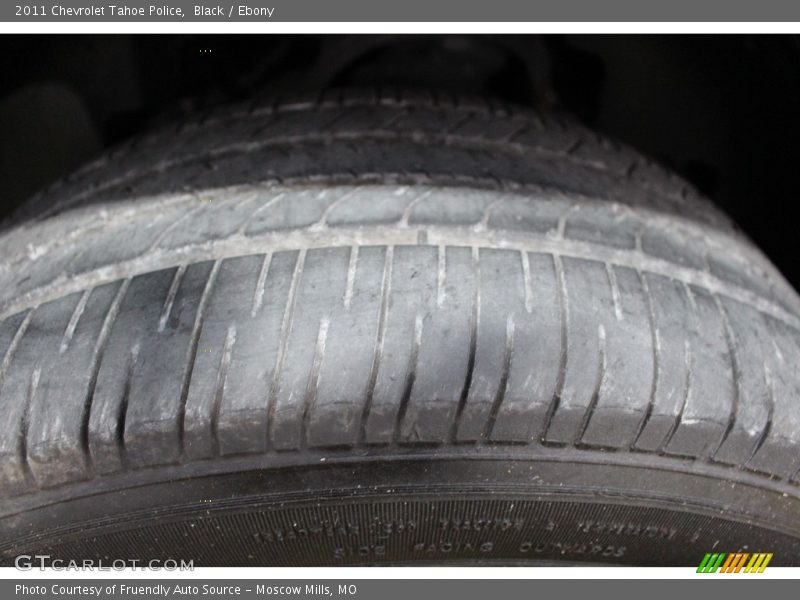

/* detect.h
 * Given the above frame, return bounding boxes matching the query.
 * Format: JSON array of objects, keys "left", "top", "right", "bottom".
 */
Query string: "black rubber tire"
[{"left": 1, "top": 90, "right": 800, "bottom": 566}]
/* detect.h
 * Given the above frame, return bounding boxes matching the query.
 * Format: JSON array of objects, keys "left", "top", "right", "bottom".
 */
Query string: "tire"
[{"left": 1, "top": 90, "right": 799, "bottom": 566}]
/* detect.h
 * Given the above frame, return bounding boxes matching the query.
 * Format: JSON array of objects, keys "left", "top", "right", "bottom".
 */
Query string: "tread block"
[
  {"left": 122, "top": 262, "right": 216, "bottom": 468},
  {"left": 26, "top": 283, "right": 122, "bottom": 487},
  {"left": 663, "top": 286, "right": 734, "bottom": 458},
  {"left": 399, "top": 246, "right": 474, "bottom": 444},
  {"left": 713, "top": 298, "right": 771, "bottom": 466},
  {"left": 365, "top": 246, "right": 438, "bottom": 445},
  {"left": 326, "top": 187, "right": 419, "bottom": 227},
  {"left": 456, "top": 248, "right": 520, "bottom": 442},
  {"left": 581, "top": 266, "right": 654, "bottom": 448},
  {"left": 88, "top": 268, "right": 188, "bottom": 472},
  {"left": 748, "top": 318, "right": 800, "bottom": 478},
  {"left": 490, "top": 252, "right": 562, "bottom": 442},
  {"left": 216, "top": 251, "right": 299, "bottom": 456},
  {"left": 183, "top": 255, "right": 263, "bottom": 459},
  {"left": 307, "top": 246, "right": 386, "bottom": 448},
  {"left": 271, "top": 247, "right": 350, "bottom": 450},
  {"left": 633, "top": 274, "right": 692, "bottom": 452},
  {"left": 545, "top": 258, "right": 616, "bottom": 445},
  {"left": 0, "top": 305, "right": 66, "bottom": 491}
]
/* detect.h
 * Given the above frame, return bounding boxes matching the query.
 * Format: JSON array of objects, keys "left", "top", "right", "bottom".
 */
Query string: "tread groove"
[
  {"left": 711, "top": 294, "right": 743, "bottom": 461},
  {"left": 632, "top": 271, "right": 660, "bottom": 450},
  {"left": 80, "top": 279, "right": 130, "bottom": 473},
  {"left": 238, "top": 192, "right": 285, "bottom": 235},
  {"left": 18, "top": 367, "right": 40, "bottom": 487},
  {"left": 343, "top": 246, "right": 358, "bottom": 309},
  {"left": 0, "top": 310, "right": 33, "bottom": 384},
  {"left": 176, "top": 260, "right": 221, "bottom": 458},
  {"left": 746, "top": 360, "right": 775, "bottom": 471},
  {"left": 437, "top": 245, "right": 446, "bottom": 308},
  {"left": 359, "top": 246, "right": 393, "bottom": 446},
  {"left": 606, "top": 263, "right": 624, "bottom": 322},
  {"left": 450, "top": 246, "right": 479, "bottom": 443},
  {"left": 660, "top": 286, "right": 694, "bottom": 455},
  {"left": 301, "top": 317, "right": 329, "bottom": 450},
  {"left": 394, "top": 313, "right": 423, "bottom": 446},
  {"left": 158, "top": 266, "right": 186, "bottom": 332},
  {"left": 520, "top": 250, "right": 534, "bottom": 313},
  {"left": 60, "top": 290, "right": 90, "bottom": 353},
  {"left": 577, "top": 324, "right": 607, "bottom": 446},
  {"left": 210, "top": 325, "right": 237, "bottom": 457},
  {"left": 251, "top": 252, "right": 272, "bottom": 317},
  {"left": 267, "top": 250, "right": 305, "bottom": 450},
  {"left": 541, "top": 254, "right": 569, "bottom": 443},
  {"left": 483, "top": 315, "right": 515, "bottom": 442},
  {"left": 115, "top": 343, "right": 139, "bottom": 470}
]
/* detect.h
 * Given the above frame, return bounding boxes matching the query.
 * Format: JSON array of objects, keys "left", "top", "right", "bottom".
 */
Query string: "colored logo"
[{"left": 697, "top": 553, "right": 773, "bottom": 573}]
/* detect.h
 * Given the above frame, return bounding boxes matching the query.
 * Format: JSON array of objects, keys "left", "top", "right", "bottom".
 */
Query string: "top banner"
[{"left": 5, "top": 0, "right": 800, "bottom": 22}]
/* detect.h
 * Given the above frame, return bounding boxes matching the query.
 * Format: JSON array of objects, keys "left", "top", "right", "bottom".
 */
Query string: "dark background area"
[{"left": 1, "top": 34, "right": 798, "bottom": 289}]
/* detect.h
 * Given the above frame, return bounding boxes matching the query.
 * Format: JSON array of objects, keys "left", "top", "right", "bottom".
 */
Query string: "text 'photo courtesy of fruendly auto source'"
[{"left": 1, "top": 29, "right": 800, "bottom": 575}]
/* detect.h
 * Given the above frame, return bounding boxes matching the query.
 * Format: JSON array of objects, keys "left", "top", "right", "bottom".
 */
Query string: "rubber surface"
[{"left": 1, "top": 90, "right": 799, "bottom": 565}]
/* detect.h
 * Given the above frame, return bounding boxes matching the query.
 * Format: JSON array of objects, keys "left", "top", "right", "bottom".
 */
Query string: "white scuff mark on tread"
[
  {"left": 251, "top": 252, "right": 272, "bottom": 318},
  {"left": 473, "top": 198, "right": 502, "bottom": 233},
  {"left": 769, "top": 332, "right": 785, "bottom": 364},
  {"left": 21, "top": 365, "right": 42, "bottom": 485},
  {"left": 437, "top": 245, "right": 446, "bottom": 307},
  {"left": 594, "top": 324, "right": 608, "bottom": 409},
  {"left": 597, "top": 323, "right": 607, "bottom": 358},
  {"left": 556, "top": 203, "right": 584, "bottom": 241},
  {"left": 148, "top": 202, "right": 206, "bottom": 252},
  {"left": 399, "top": 188, "right": 434, "bottom": 228},
  {"left": 414, "top": 312, "right": 424, "bottom": 347},
  {"left": 343, "top": 246, "right": 359, "bottom": 309},
  {"left": 520, "top": 250, "right": 534, "bottom": 313},
  {"left": 606, "top": 263, "right": 624, "bottom": 322},
  {"left": 26, "top": 243, "right": 47, "bottom": 261},
  {"left": 237, "top": 192, "right": 285, "bottom": 235},
  {"left": 308, "top": 316, "right": 330, "bottom": 405},
  {"left": 634, "top": 230, "right": 645, "bottom": 253},
  {"left": 158, "top": 265, "right": 186, "bottom": 332},
  {"left": 211, "top": 324, "right": 238, "bottom": 455},
  {"left": 683, "top": 281, "right": 700, "bottom": 315},
  {"left": 310, "top": 188, "right": 359, "bottom": 232},
  {"left": 60, "top": 289, "right": 91, "bottom": 353},
  {"left": 0, "top": 310, "right": 33, "bottom": 383},
  {"left": 316, "top": 317, "right": 330, "bottom": 355}
]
